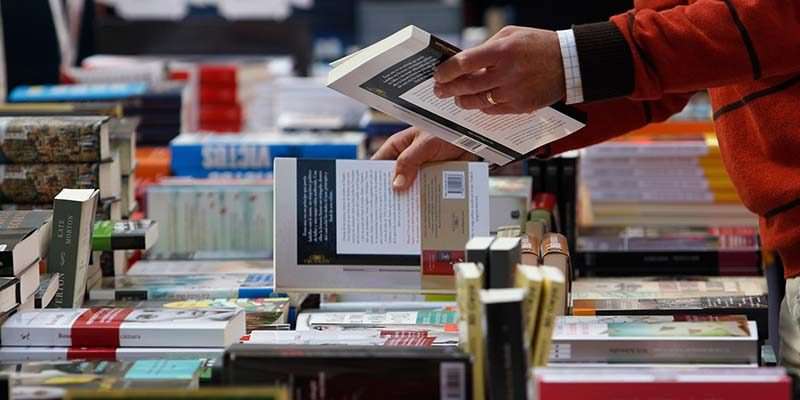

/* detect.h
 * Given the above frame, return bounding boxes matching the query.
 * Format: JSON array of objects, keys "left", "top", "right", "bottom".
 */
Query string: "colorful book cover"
[
  {"left": 89, "top": 274, "right": 274, "bottom": 301},
  {"left": 0, "top": 164, "right": 110, "bottom": 204},
  {"left": 169, "top": 132, "right": 365, "bottom": 178},
  {"left": 9, "top": 83, "right": 148, "bottom": 102},
  {"left": 92, "top": 220, "right": 158, "bottom": 251}
]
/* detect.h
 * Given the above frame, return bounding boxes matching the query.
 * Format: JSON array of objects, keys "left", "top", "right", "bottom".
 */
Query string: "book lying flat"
[
  {"left": 92, "top": 220, "right": 159, "bottom": 251},
  {"left": 0, "top": 346, "right": 224, "bottom": 363},
  {"left": 126, "top": 259, "right": 272, "bottom": 276},
  {"left": 328, "top": 25, "right": 585, "bottom": 166},
  {"left": 1, "top": 308, "right": 246, "bottom": 348},
  {"left": 89, "top": 273, "right": 274, "bottom": 301},
  {"left": 550, "top": 319, "right": 759, "bottom": 364},
  {"left": 275, "top": 158, "right": 489, "bottom": 293}
]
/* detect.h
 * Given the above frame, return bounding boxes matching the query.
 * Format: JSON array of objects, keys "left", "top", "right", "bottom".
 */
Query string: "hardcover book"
[
  {"left": 48, "top": 189, "right": 99, "bottom": 309},
  {"left": 549, "top": 319, "right": 759, "bottom": 364},
  {"left": 92, "top": 220, "right": 159, "bottom": 251},
  {"left": 1, "top": 308, "right": 246, "bottom": 348},
  {"left": 88, "top": 273, "right": 274, "bottom": 301},
  {"left": 0, "top": 116, "right": 110, "bottom": 163},
  {"left": 170, "top": 132, "right": 366, "bottom": 179},
  {"left": 327, "top": 25, "right": 585, "bottom": 166},
  {"left": 0, "top": 162, "right": 118, "bottom": 204},
  {"left": 223, "top": 345, "right": 470, "bottom": 400},
  {"left": 274, "top": 158, "right": 489, "bottom": 293}
]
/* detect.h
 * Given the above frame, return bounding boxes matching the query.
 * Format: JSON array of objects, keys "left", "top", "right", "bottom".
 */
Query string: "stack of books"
[
  {"left": 578, "top": 133, "right": 757, "bottom": 227},
  {"left": 0, "top": 210, "right": 51, "bottom": 313},
  {"left": 198, "top": 63, "right": 269, "bottom": 133}
]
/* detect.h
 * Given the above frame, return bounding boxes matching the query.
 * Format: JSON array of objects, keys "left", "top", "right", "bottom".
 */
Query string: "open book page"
[
  {"left": 329, "top": 26, "right": 585, "bottom": 165},
  {"left": 335, "top": 160, "right": 420, "bottom": 256}
]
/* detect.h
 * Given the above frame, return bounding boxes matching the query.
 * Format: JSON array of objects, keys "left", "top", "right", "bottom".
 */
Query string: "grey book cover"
[{"left": 488, "top": 237, "right": 521, "bottom": 289}]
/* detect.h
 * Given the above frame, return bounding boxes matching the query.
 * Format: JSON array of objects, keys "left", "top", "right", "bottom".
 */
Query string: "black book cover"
[
  {"left": 466, "top": 237, "right": 495, "bottom": 290},
  {"left": 482, "top": 290, "right": 527, "bottom": 400},
  {"left": 223, "top": 345, "right": 472, "bottom": 400},
  {"left": 0, "top": 228, "right": 35, "bottom": 276},
  {"left": 575, "top": 250, "right": 762, "bottom": 277},
  {"left": 558, "top": 155, "right": 578, "bottom": 255},
  {"left": 488, "top": 238, "right": 521, "bottom": 289}
]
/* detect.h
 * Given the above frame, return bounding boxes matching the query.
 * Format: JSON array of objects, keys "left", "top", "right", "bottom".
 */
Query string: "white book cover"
[
  {"left": 327, "top": 25, "right": 585, "bottom": 166},
  {"left": 127, "top": 259, "right": 272, "bottom": 276},
  {"left": 1, "top": 308, "right": 245, "bottom": 348},
  {"left": 274, "top": 158, "right": 489, "bottom": 293}
]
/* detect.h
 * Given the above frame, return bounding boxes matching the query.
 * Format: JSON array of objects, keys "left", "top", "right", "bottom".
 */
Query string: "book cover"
[
  {"left": 224, "top": 345, "right": 470, "bottom": 400},
  {"left": 532, "top": 367, "right": 791, "bottom": 400},
  {"left": 1, "top": 308, "right": 246, "bottom": 348},
  {"left": 0, "top": 210, "right": 52, "bottom": 262},
  {"left": 571, "top": 276, "right": 768, "bottom": 300},
  {"left": 126, "top": 259, "right": 271, "bottom": 276},
  {"left": 0, "top": 163, "right": 117, "bottom": 204},
  {"left": 9, "top": 83, "right": 149, "bottom": 103},
  {"left": 0, "top": 276, "right": 17, "bottom": 313},
  {"left": 480, "top": 288, "right": 527, "bottom": 400},
  {"left": 0, "top": 116, "right": 110, "bottom": 163},
  {"left": 92, "top": 220, "right": 159, "bottom": 251},
  {"left": 304, "top": 309, "right": 458, "bottom": 329},
  {"left": 533, "top": 266, "right": 566, "bottom": 367},
  {"left": 0, "top": 228, "right": 40, "bottom": 276},
  {"left": 0, "top": 346, "right": 224, "bottom": 363},
  {"left": 274, "top": 158, "right": 489, "bottom": 293},
  {"left": 88, "top": 273, "right": 274, "bottom": 301},
  {"left": 550, "top": 320, "right": 759, "bottom": 364},
  {"left": 34, "top": 272, "right": 60, "bottom": 308},
  {"left": 48, "top": 189, "right": 99, "bottom": 309},
  {"left": 170, "top": 132, "right": 366, "bottom": 179},
  {"left": 488, "top": 237, "right": 521, "bottom": 289},
  {"left": 465, "top": 237, "right": 494, "bottom": 290}
]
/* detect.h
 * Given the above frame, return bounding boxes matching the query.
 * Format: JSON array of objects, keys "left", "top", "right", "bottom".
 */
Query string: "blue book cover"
[
  {"left": 9, "top": 83, "right": 149, "bottom": 102},
  {"left": 170, "top": 132, "right": 365, "bottom": 178},
  {"left": 90, "top": 273, "right": 276, "bottom": 301}
]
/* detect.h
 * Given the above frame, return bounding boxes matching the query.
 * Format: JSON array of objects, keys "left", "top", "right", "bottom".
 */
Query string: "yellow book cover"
[
  {"left": 454, "top": 262, "right": 486, "bottom": 400},
  {"left": 532, "top": 266, "right": 566, "bottom": 367},
  {"left": 515, "top": 264, "right": 543, "bottom": 366}
]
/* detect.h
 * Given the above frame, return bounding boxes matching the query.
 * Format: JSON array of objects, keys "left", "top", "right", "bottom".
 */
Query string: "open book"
[{"left": 328, "top": 25, "right": 586, "bottom": 166}]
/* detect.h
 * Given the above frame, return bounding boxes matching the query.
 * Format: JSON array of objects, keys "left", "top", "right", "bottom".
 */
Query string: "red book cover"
[
  {"left": 537, "top": 381, "right": 792, "bottom": 400},
  {"left": 199, "top": 121, "right": 242, "bottom": 133},
  {"left": 200, "top": 86, "right": 239, "bottom": 105},
  {"left": 200, "top": 65, "right": 239, "bottom": 86},
  {"left": 200, "top": 105, "right": 243, "bottom": 125}
]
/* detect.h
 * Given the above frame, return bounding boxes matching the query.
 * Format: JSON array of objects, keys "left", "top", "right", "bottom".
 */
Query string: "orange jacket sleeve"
[{"left": 571, "top": 0, "right": 800, "bottom": 101}]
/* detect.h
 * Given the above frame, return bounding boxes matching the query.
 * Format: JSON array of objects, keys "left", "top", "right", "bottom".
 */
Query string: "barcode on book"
[
  {"left": 454, "top": 135, "right": 483, "bottom": 152},
  {"left": 440, "top": 362, "right": 466, "bottom": 400},
  {"left": 443, "top": 171, "right": 466, "bottom": 199}
]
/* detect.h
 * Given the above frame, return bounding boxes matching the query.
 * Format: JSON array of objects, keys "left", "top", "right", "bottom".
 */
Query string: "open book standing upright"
[{"left": 328, "top": 25, "right": 585, "bottom": 166}]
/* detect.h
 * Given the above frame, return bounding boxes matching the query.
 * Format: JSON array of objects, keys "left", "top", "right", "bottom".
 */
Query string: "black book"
[
  {"left": 488, "top": 237, "right": 521, "bottom": 289},
  {"left": 0, "top": 277, "right": 18, "bottom": 313},
  {"left": 0, "top": 210, "right": 52, "bottom": 265},
  {"left": 481, "top": 288, "right": 527, "bottom": 400},
  {"left": 466, "top": 236, "right": 495, "bottom": 290},
  {"left": 558, "top": 154, "right": 578, "bottom": 254},
  {"left": 34, "top": 272, "right": 60, "bottom": 309},
  {"left": 223, "top": 345, "right": 471, "bottom": 400}
]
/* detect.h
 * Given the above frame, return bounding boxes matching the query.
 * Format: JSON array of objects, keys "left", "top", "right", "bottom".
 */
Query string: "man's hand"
[
  {"left": 372, "top": 127, "right": 479, "bottom": 191},
  {"left": 434, "top": 26, "right": 565, "bottom": 114}
]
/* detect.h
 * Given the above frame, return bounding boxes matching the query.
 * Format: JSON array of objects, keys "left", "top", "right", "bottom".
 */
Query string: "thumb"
[{"left": 392, "top": 137, "right": 435, "bottom": 191}]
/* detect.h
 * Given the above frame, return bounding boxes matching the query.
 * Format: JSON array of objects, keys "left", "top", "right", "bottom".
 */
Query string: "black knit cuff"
[{"left": 572, "top": 21, "right": 634, "bottom": 102}]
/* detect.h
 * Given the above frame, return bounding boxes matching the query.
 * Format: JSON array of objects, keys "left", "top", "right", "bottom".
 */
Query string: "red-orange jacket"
[{"left": 545, "top": 0, "right": 800, "bottom": 277}]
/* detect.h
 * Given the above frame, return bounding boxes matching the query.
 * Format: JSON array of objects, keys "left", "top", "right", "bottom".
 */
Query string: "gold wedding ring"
[{"left": 485, "top": 91, "right": 498, "bottom": 106}]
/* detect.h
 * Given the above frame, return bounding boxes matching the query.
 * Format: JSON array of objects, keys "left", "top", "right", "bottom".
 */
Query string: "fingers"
[
  {"left": 454, "top": 86, "right": 514, "bottom": 110},
  {"left": 434, "top": 67, "right": 507, "bottom": 99},
  {"left": 434, "top": 43, "right": 501, "bottom": 84},
  {"left": 392, "top": 137, "right": 435, "bottom": 191},
  {"left": 371, "top": 127, "right": 419, "bottom": 160}
]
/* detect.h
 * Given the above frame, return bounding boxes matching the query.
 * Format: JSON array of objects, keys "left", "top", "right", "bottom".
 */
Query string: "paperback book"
[
  {"left": 0, "top": 161, "right": 119, "bottom": 204},
  {"left": 92, "top": 220, "right": 159, "bottom": 251},
  {"left": 89, "top": 273, "right": 275, "bottom": 301},
  {"left": 327, "top": 25, "right": 585, "bottom": 166},
  {"left": 126, "top": 259, "right": 272, "bottom": 276},
  {"left": 0, "top": 347, "right": 225, "bottom": 363},
  {"left": 1, "top": 307, "right": 246, "bottom": 348},
  {"left": 0, "top": 116, "right": 110, "bottom": 163},
  {"left": 274, "top": 158, "right": 489, "bottom": 293}
]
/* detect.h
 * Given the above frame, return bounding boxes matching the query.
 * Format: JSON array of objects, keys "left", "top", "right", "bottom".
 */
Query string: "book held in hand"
[
  {"left": 328, "top": 25, "right": 585, "bottom": 166},
  {"left": 274, "top": 158, "right": 489, "bottom": 293}
]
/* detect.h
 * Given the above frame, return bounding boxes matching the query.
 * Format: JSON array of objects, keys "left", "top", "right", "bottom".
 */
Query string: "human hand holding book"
[{"left": 328, "top": 26, "right": 585, "bottom": 190}]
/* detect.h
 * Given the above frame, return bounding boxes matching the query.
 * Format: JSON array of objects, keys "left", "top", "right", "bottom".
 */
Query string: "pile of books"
[{"left": 578, "top": 132, "right": 757, "bottom": 227}]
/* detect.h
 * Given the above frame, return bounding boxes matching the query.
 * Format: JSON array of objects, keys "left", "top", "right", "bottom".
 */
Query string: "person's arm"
[{"left": 576, "top": 0, "right": 800, "bottom": 102}]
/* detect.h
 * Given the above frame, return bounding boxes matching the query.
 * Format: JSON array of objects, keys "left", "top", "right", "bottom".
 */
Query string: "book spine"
[
  {"left": 532, "top": 275, "right": 565, "bottom": 367},
  {"left": 0, "top": 117, "right": 107, "bottom": 163},
  {"left": 466, "top": 247, "right": 491, "bottom": 290},
  {"left": 457, "top": 271, "right": 486, "bottom": 400},
  {"left": 488, "top": 241, "right": 520, "bottom": 289},
  {"left": 483, "top": 299, "right": 527, "bottom": 400},
  {"left": 576, "top": 251, "right": 761, "bottom": 276},
  {"left": 48, "top": 199, "right": 83, "bottom": 308},
  {"left": 0, "top": 164, "right": 101, "bottom": 204},
  {"left": 0, "top": 251, "right": 14, "bottom": 276},
  {"left": 515, "top": 268, "right": 543, "bottom": 366}
]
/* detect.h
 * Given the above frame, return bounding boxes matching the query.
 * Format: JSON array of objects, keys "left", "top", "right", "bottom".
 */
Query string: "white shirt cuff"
[{"left": 557, "top": 29, "right": 584, "bottom": 105}]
